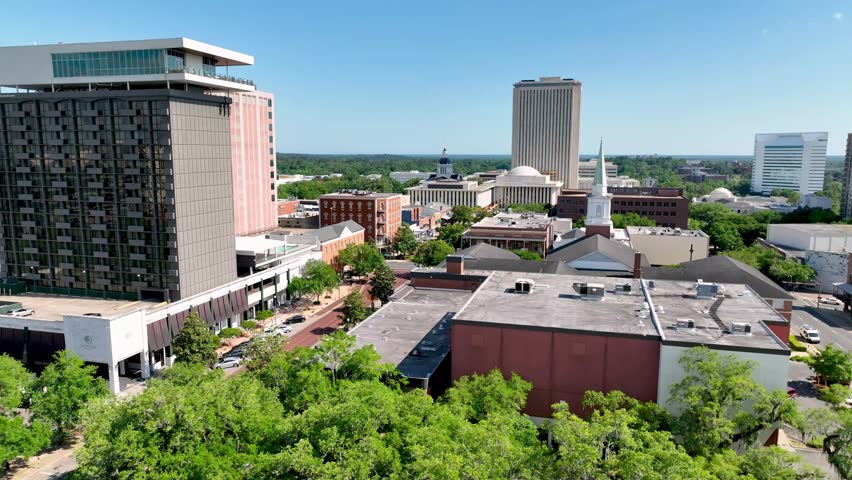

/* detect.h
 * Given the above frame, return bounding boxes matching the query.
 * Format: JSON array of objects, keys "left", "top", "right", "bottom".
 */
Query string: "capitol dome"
[
  {"left": 707, "top": 187, "right": 735, "bottom": 200},
  {"left": 507, "top": 166, "right": 542, "bottom": 176}
]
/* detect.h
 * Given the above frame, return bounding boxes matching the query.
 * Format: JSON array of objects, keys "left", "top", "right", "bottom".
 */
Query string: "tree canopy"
[
  {"left": 172, "top": 313, "right": 220, "bottom": 368},
  {"left": 611, "top": 212, "right": 656, "bottom": 228},
  {"left": 391, "top": 224, "right": 417, "bottom": 256},
  {"left": 341, "top": 290, "right": 369, "bottom": 327},
  {"left": 412, "top": 239, "right": 455, "bottom": 267},
  {"left": 436, "top": 222, "right": 467, "bottom": 249},
  {"left": 338, "top": 243, "right": 385, "bottom": 278},
  {"left": 369, "top": 263, "right": 396, "bottom": 306}
]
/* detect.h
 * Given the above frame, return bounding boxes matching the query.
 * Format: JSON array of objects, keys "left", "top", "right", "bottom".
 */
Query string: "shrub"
[
  {"left": 218, "top": 327, "right": 242, "bottom": 340},
  {"left": 789, "top": 335, "right": 808, "bottom": 352},
  {"left": 806, "top": 436, "right": 825, "bottom": 449},
  {"left": 241, "top": 320, "right": 257, "bottom": 330},
  {"left": 256, "top": 310, "right": 274, "bottom": 321}
]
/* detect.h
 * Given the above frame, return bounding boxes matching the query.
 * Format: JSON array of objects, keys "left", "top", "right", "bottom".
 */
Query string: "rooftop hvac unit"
[
  {"left": 573, "top": 282, "right": 605, "bottom": 300},
  {"left": 695, "top": 282, "right": 721, "bottom": 298},
  {"left": 615, "top": 283, "right": 632, "bottom": 295},
  {"left": 676, "top": 318, "right": 695, "bottom": 329},
  {"left": 731, "top": 322, "right": 752, "bottom": 334},
  {"left": 647, "top": 280, "right": 656, "bottom": 289},
  {"left": 514, "top": 279, "right": 535, "bottom": 294}
]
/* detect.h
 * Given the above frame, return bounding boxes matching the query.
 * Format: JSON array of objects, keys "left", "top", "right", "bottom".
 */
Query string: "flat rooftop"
[
  {"left": 350, "top": 288, "right": 472, "bottom": 380},
  {"left": 626, "top": 226, "right": 708, "bottom": 238},
  {"left": 456, "top": 271, "right": 658, "bottom": 337},
  {"left": 770, "top": 224, "right": 852, "bottom": 234},
  {"left": 0, "top": 293, "right": 157, "bottom": 322},
  {"left": 320, "top": 191, "right": 401, "bottom": 199},
  {"left": 649, "top": 280, "right": 788, "bottom": 352},
  {"left": 469, "top": 214, "right": 552, "bottom": 230}
]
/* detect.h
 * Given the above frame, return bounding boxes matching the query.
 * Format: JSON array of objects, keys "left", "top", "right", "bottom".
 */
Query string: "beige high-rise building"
[{"left": 511, "top": 77, "right": 582, "bottom": 189}]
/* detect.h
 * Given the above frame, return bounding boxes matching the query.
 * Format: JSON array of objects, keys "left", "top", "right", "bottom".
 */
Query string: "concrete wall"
[
  {"left": 170, "top": 97, "right": 237, "bottom": 298},
  {"left": 804, "top": 251, "right": 849, "bottom": 293},
  {"left": 767, "top": 224, "right": 852, "bottom": 252},
  {"left": 628, "top": 234, "right": 710, "bottom": 266},
  {"left": 452, "top": 323, "right": 661, "bottom": 417},
  {"left": 656, "top": 344, "right": 789, "bottom": 412}
]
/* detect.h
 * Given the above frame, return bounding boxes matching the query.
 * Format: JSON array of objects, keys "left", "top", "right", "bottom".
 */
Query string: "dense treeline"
[
  {"left": 277, "top": 153, "right": 511, "bottom": 177},
  {"left": 63, "top": 332, "right": 838, "bottom": 479}
]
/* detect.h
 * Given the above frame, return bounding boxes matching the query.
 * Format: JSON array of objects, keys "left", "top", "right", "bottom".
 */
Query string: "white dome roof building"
[
  {"left": 494, "top": 165, "right": 563, "bottom": 207},
  {"left": 698, "top": 187, "right": 737, "bottom": 203}
]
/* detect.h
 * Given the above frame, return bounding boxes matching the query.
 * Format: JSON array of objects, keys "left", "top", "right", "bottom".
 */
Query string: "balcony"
[{"left": 168, "top": 67, "right": 255, "bottom": 87}]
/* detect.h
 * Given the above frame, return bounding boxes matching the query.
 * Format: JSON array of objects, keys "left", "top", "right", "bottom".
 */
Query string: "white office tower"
[
  {"left": 512, "top": 77, "right": 581, "bottom": 189},
  {"left": 751, "top": 132, "right": 827, "bottom": 195}
]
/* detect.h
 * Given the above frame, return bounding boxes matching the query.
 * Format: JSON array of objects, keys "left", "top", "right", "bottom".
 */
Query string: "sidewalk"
[{"left": 5, "top": 441, "right": 79, "bottom": 480}]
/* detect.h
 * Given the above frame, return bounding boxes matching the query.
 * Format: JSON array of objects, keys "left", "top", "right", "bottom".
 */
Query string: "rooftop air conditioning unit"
[
  {"left": 614, "top": 283, "right": 632, "bottom": 295},
  {"left": 731, "top": 322, "right": 752, "bottom": 334},
  {"left": 647, "top": 280, "right": 656, "bottom": 289},
  {"left": 514, "top": 279, "right": 535, "bottom": 294},
  {"left": 695, "top": 282, "right": 720, "bottom": 298},
  {"left": 573, "top": 282, "right": 605, "bottom": 300},
  {"left": 676, "top": 318, "right": 695, "bottom": 329}
]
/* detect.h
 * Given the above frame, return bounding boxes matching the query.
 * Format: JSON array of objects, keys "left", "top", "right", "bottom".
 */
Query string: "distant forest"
[{"left": 277, "top": 153, "right": 511, "bottom": 177}]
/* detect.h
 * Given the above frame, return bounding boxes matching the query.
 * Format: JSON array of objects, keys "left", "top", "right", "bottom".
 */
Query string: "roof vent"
[
  {"left": 647, "top": 280, "right": 656, "bottom": 289},
  {"left": 614, "top": 283, "right": 632, "bottom": 295},
  {"left": 573, "top": 282, "right": 605, "bottom": 301},
  {"left": 731, "top": 322, "right": 752, "bottom": 334},
  {"left": 514, "top": 279, "right": 535, "bottom": 294}
]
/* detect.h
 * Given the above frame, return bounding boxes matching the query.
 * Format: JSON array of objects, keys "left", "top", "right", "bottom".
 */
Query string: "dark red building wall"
[
  {"left": 452, "top": 323, "right": 661, "bottom": 417},
  {"left": 555, "top": 191, "right": 689, "bottom": 229}
]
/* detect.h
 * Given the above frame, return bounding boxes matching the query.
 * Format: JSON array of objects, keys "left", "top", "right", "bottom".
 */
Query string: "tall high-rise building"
[
  {"left": 0, "top": 38, "right": 266, "bottom": 301},
  {"left": 751, "top": 132, "right": 827, "bottom": 195},
  {"left": 511, "top": 77, "right": 581, "bottom": 189},
  {"left": 213, "top": 90, "right": 278, "bottom": 235},
  {"left": 841, "top": 134, "right": 852, "bottom": 218}
]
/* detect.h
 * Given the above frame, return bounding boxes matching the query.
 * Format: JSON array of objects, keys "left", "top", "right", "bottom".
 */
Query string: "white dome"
[
  {"left": 704, "top": 187, "right": 736, "bottom": 202},
  {"left": 508, "top": 166, "right": 541, "bottom": 176}
]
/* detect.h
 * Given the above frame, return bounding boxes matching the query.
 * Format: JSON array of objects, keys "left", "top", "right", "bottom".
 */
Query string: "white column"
[
  {"left": 107, "top": 362, "right": 120, "bottom": 394},
  {"left": 118, "top": 360, "right": 126, "bottom": 375}
]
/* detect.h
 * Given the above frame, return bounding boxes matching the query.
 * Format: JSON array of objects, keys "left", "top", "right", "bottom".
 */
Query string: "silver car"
[{"left": 215, "top": 356, "right": 243, "bottom": 369}]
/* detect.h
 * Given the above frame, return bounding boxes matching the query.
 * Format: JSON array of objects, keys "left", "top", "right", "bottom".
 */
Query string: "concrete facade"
[
  {"left": 751, "top": 132, "right": 827, "bottom": 195},
  {"left": 841, "top": 134, "right": 852, "bottom": 218},
  {"left": 407, "top": 179, "right": 494, "bottom": 208},
  {"left": 626, "top": 226, "right": 710, "bottom": 266},
  {"left": 512, "top": 77, "right": 581, "bottom": 189},
  {"left": 493, "top": 166, "right": 563, "bottom": 207}
]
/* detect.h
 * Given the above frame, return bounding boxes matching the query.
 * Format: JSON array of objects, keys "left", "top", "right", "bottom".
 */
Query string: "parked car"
[
  {"left": 286, "top": 314, "right": 306, "bottom": 324},
  {"left": 275, "top": 325, "right": 293, "bottom": 334},
  {"left": 800, "top": 325, "right": 821, "bottom": 344},
  {"left": 787, "top": 386, "right": 798, "bottom": 398},
  {"left": 215, "top": 356, "right": 243, "bottom": 369},
  {"left": 7, "top": 308, "right": 34, "bottom": 317},
  {"left": 820, "top": 297, "right": 841, "bottom": 306},
  {"left": 223, "top": 349, "right": 245, "bottom": 359}
]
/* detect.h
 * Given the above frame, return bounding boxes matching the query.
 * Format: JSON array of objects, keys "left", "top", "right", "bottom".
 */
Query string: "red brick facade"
[
  {"left": 277, "top": 199, "right": 300, "bottom": 216},
  {"left": 321, "top": 229, "right": 365, "bottom": 270},
  {"left": 318, "top": 193, "right": 402, "bottom": 246},
  {"left": 557, "top": 187, "right": 689, "bottom": 228},
  {"left": 452, "top": 323, "right": 661, "bottom": 418}
]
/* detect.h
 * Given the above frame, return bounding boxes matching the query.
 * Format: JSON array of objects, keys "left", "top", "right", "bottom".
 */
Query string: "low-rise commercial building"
[
  {"left": 578, "top": 159, "right": 617, "bottom": 178},
  {"left": 765, "top": 224, "right": 852, "bottom": 293},
  {"left": 390, "top": 171, "right": 432, "bottom": 183},
  {"left": 277, "top": 220, "right": 365, "bottom": 269},
  {"left": 406, "top": 178, "right": 494, "bottom": 209},
  {"left": 318, "top": 191, "right": 402, "bottom": 247},
  {"left": 625, "top": 226, "right": 709, "bottom": 266},
  {"left": 556, "top": 187, "right": 688, "bottom": 229},
  {"left": 462, "top": 213, "right": 555, "bottom": 257}
]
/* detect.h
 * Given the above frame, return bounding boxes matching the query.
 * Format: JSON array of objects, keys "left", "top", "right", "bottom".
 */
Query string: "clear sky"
[{"left": 2, "top": 1, "right": 851, "bottom": 155}]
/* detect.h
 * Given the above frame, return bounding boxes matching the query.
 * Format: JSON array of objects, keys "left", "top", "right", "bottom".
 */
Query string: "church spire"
[{"left": 593, "top": 138, "right": 607, "bottom": 194}]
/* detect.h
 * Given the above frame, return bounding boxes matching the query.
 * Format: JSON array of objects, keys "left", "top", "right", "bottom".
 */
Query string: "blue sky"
[{"left": 2, "top": 1, "right": 851, "bottom": 155}]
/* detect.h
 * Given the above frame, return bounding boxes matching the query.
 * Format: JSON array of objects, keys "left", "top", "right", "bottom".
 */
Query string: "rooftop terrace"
[{"left": 0, "top": 293, "right": 157, "bottom": 322}]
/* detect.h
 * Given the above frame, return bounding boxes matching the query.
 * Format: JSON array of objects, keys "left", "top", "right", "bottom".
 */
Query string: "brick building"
[
  {"left": 462, "top": 213, "right": 555, "bottom": 257},
  {"left": 277, "top": 199, "right": 300, "bottom": 216},
  {"left": 280, "top": 220, "right": 364, "bottom": 270},
  {"left": 318, "top": 191, "right": 402, "bottom": 246},
  {"left": 556, "top": 186, "right": 688, "bottom": 228}
]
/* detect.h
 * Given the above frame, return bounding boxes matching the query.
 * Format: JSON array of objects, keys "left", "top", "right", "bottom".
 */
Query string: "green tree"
[
  {"left": 392, "top": 224, "right": 417, "bottom": 256},
  {"left": 369, "top": 263, "right": 396, "bottom": 306},
  {"left": 338, "top": 243, "right": 384, "bottom": 278},
  {"left": 301, "top": 259, "right": 340, "bottom": 301},
  {"left": 256, "top": 309, "right": 274, "bottom": 321},
  {"left": 341, "top": 290, "right": 369, "bottom": 328},
  {"left": 512, "top": 249, "right": 543, "bottom": 260},
  {"left": 0, "top": 416, "right": 50, "bottom": 471},
  {"left": 668, "top": 347, "right": 797, "bottom": 456},
  {"left": 767, "top": 259, "right": 816, "bottom": 284},
  {"left": 739, "top": 446, "right": 822, "bottom": 480},
  {"left": 437, "top": 222, "right": 467, "bottom": 249},
  {"left": 218, "top": 327, "right": 242, "bottom": 343},
  {"left": 797, "top": 408, "right": 840, "bottom": 443},
  {"left": 442, "top": 369, "right": 531, "bottom": 422},
  {"left": 30, "top": 351, "right": 108, "bottom": 443},
  {"left": 0, "top": 354, "right": 31, "bottom": 414},
  {"left": 244, "top": 335, "right": 287, "bottom": 372},
  {"left": 722, "top": 245, "right": 782, "bottom": 272},
  {"left": 820, "top": 383, "right": 852, "bottom": 406},
  {"left": 412, "top": 239, "right": 455, "bottom": 267},
  {"left": 505, "top": 203, "right": 549, "bottom": 214},
  {"left": 172, "top": 313, "right": 219, "bottom": 368},
  {"left": 611, "top": 212, "right": 656, "bottom": 228},
  {"left": 448, "top": 205, "right": 474, "bottom": 225},
  {"left": 810, "top": 344, "right": 852, "bottom": 385}
]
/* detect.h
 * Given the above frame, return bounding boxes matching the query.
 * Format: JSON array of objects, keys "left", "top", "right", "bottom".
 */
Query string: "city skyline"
[{"left": 1, "top": 1, "right": 850, "bottom": 156}]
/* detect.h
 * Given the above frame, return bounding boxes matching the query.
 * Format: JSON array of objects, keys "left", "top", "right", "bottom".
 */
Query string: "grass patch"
[{"left": 789, "top": 335, "right": 808, "bottom": 352}]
